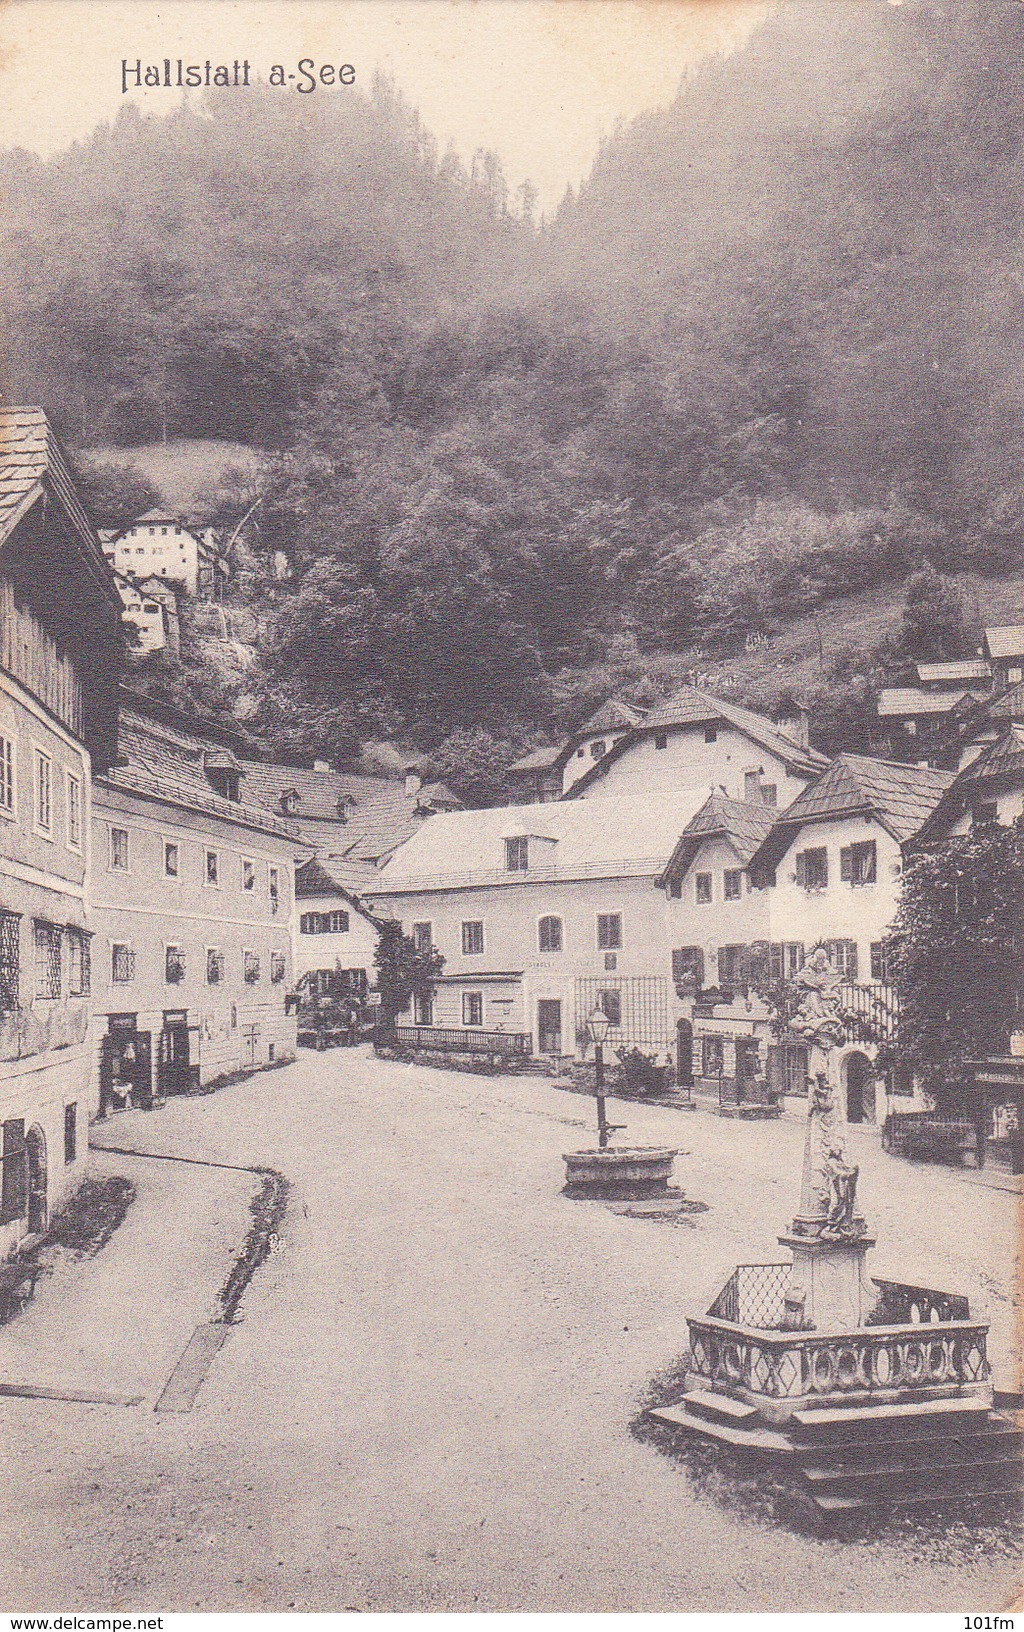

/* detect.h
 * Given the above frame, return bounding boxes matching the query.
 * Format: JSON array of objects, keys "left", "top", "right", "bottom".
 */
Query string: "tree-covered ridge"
[{"left": 3, "top": 2, "right": 1024, "bottom": 777}]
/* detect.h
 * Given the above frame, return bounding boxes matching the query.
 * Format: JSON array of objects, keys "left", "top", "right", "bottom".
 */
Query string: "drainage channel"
[{"left": 93, "top": 1143, "right": 290, "bottom": 1414}]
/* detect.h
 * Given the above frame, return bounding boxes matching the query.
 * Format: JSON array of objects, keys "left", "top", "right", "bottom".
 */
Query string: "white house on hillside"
[{"left": 103, "top": 510, "right": 228, "bottom": 600}]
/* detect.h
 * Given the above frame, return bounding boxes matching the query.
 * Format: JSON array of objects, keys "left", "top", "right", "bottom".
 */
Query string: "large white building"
[{"left": 102, "top": 510, "right": 227, "bottom": 600}]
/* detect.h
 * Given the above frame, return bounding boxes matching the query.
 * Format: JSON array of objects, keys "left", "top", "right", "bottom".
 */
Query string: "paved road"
[{"left": 0, "top": 1051, "right": 1019, "bottom": 1612}]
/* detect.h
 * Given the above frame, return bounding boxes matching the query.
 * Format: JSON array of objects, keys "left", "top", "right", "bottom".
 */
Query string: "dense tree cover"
[
  {"left": 373, "top": 920, "right": 445, "bottom": 1032},
  {"left": 886, "top": 819, "right": 1024, "bottom": 1112},
  {"left": 4, "top": 3, "right": 1024, "bottom": 767}
]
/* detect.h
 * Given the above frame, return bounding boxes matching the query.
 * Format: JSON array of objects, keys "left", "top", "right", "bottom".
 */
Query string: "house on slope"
[
  {"left": 505, "top": 698, "right": 647, "bottom": 805},
  {"left": 983, "top": 625, "right": 1024, "bottom": 692},
  {"left": 102, "top": 509, "right": 229, "bottom": 601},
  {"left": 747, "top": 754, "right": 956, "bottom": 1124},
  {"left": 364, "top": 790, "right": 708, "bottom": 1059},
  {"left": 565, "top": 686, "right": 827, "bottom": 807},
  {"left": 112, "top": 571, "right": 181, "bottom": 658},
  {"left": 935, "top": 680, "right": 1024, "bottom": 773},
  {"left": 0, "top": 406, "right": 123, "bottom": 1249},
  {"left": 913, "top": 724, "right": 1024, "bottom": 842}
]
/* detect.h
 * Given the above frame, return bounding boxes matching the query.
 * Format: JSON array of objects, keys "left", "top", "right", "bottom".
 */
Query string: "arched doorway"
[
  {"left": 844, "top": 1052, "right": 876, "bottom": 1125},
  {"left": 26, "top": 1126, "right": 47, "bottom": 1235},
  {"left": 676, "top": 1019, "right": 694, "bottom": 1087}
]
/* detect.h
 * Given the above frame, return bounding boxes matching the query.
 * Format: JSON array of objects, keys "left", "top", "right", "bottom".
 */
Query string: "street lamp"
[{"left": 586, "top": 1002, "right": 624, "bottom": 1150}]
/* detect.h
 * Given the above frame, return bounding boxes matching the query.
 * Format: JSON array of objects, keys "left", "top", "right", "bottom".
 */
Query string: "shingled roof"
[
  {"left": 0, "top": 406, "right": 119, "bottom": 608},
  {"left": 657, "top": 793, "right": 778, "bottom": 886},
  {"left": 566, "top": 685, "right": 828, "bottom": 796},
  {"left": 295, "top": 854, "right": 382, "bottom": 916},
  {"left": 240, "top": 759, "right": 460, "bottom": 865},
  {"left": 913, "top": 725, "right": 1024, "bottom": 845},
  {"left": 749, "top": 753, "right": 956, "bottom": 872}
]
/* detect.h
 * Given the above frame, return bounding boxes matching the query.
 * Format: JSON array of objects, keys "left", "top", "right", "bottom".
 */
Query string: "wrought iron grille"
[
  {"left": 708, "top": 1263, "right": 793, "bottom": 1330},
  {"left": 111, "top": 943, "right": 135, "bottom": 984},
  {"left": 0, "top": 911, "right": 20, "bottom": 1011},
  {"left": 33, "top": 920, "right": 62, "bottom": 1000},
  {"left": 66, "top": 928, "right": 91, "bottom": 996},
  {"left": 868, "top": 1278, "right": 970, "bottom": 1325},
  {"left": 165, "top": 946, "right": 186, "bottom": 985},
  {"left": 575, "top": 976, "right": 669, "bottom": 1052},
  {"left": 270, "top": 952, "right": 286, "bottom": 984},
  {"left": 839, "top": 980, "right": 899, "bottom": 1045},
  {"left": 207, "top": 949, "right": 225, "bottom": 985},
  {"left": 243, "top": 951, "right": 261, "bottom": 984}
]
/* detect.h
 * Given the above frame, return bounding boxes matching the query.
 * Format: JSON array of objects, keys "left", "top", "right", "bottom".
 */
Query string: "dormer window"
[
  {"left": 590, "top": 739, "right": 606, "bottom": 760},
  {"left": 279, "top": 790, "right": 300, "bottom": 816},
  {"left": 209, "top": 770, "right": 239, "bottom": 801},
  {"left": 505, "top": 836, "right": 529, "bottom": 872}
]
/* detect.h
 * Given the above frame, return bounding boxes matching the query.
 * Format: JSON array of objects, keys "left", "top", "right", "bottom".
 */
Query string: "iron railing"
[
  {"left": 868, "top": 1279, "right": 971, "bottom": 1325},
  {"left": 574, "top": 976, "right": 670, "bottom": 1053},
  {"left": 369, "top": 857, "right": 672, "bottom": 895},
  {"left": 388, "top": 1025, "right": 531, "bottom": 1057},
  {"left": 838, "top": 980, "right": 900, "bottom": 1045},
  {"left": 708, "top": 1264, "right": 793, "bottom": 1330}
]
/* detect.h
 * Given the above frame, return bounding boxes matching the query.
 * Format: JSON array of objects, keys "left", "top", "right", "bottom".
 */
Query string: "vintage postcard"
[{"left": 0, "top": 0, "right": 1021, "bottom": 1616}]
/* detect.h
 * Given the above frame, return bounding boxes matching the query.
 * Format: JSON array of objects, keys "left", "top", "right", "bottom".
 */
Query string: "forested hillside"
[{"left": 2, "top": 0, "right": 1023, "bottom": 783}]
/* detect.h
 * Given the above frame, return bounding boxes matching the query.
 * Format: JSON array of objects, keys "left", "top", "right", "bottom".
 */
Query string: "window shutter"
[
  {"left": 840, "top": 846, "right": 852, "bottom": 882},
  {"left": 846, "top": 941, "right": 859, "bottom": 981},
  {"left": 795, "top": 852, "right": 806, "bottom": 887},
  {"left": 862, "top": 842, "right": 877, "bottom": 883},
  {"left": 769, "top": 943, "right": 783, "bottom": 983},
  {"left": 766, "top": 1045, "right": 783, "bottom": 1094}
]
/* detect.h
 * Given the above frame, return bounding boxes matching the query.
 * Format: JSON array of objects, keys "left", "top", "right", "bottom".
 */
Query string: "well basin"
[{"left": 562, "top": 1145, "right": 678, "bottom": 1198}]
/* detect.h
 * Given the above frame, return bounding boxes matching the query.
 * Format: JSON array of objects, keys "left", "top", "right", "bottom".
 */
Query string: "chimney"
[
  {"left": 405, "top": 769, "right": 422, "bottom": 798},
  {"left": 313, "top": 759, "right": 331, "bottom": 773},
  {"left": 776, "top": 708, "right": 810, "bottom": 749}
]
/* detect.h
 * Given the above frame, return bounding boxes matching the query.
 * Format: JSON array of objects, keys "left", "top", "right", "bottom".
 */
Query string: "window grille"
[
  {"left": 207, "top": 948, "right": 225, "bottom": 985},
  {"left": 0, "top": 734, "right": 13, "bottom": 813},
  {"left": 66, "top": 928, "right": 91, "bottom": 996},
  {"left": 111, "top": 943, "right": 135, "bottom": 984},
  {"left": 0, "top": 911, "right": 20, "bottom": 1010},
  {"left": 596, "top": 913, "right": 622, "bottom": 950},
  {"left": 575, "top": 976, "right": 667, "bottom": 1051},
  {"left": 244, "top": 950, "right": 261, "bottom": 984},
  {"left": 165, "top": 945, "right": 186, "bottom": 984},
  {"left": 462, "top": 921, "right": 484, "bottom": 955},
  {"left": 270, "top": 951, "right": 286, "bottom": 984},
  {"left": 34, "top": 920, "right": 62, "bottom": 999}
]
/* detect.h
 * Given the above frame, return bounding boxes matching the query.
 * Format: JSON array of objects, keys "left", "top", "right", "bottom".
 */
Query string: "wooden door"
[{"left": 537, "top": 1000, "right": 562, "bottom": 1055}]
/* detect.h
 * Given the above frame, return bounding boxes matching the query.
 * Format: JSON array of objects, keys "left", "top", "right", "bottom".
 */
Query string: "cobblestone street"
[{"left": 0, "top": 1049, "right": 1018, "bottom": 1612}]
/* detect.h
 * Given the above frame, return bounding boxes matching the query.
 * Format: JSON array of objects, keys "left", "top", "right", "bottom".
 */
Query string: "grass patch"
[{"left": 47, "top": 1176, "right": 136, "bottom": 1258}]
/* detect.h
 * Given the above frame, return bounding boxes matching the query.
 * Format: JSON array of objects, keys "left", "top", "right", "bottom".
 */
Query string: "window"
[
  {"left": 718, "top": 945, "right": 748, "bottom": 989},
  {"left": 34, "top": 920, "right": 62, "bottom": 999},
  {"left": 111, "top": 942, "right": 135, "bottom": 984},
  {"left": 782, "top": 1044, "right": 809, "bottom": 1096},
  {"left": 413, "top": 991, "right": 433, "bottom": 1025},
  {"left": 695, "top": 872, "right": 713, "bottom": 905},
  {"left": 0, "top": 732, "right": 13, "bottom": 816},
  {"left": 205, "top": 849, "right": 220, "bottom": 886},
  {"left": 704, "top": 725, "right": 717, "bottom": 744},
  {"left": 870, "top": 940, "right": 892, "bottom": 983},
  {"left": 269, "top": 867, "right": 280, "bottom": 913},
  {"left": 971, "top": 800, "right": 999, "bottom": 828},
  {"left": 300, "top": 913, "right": 316, "bottom": 934},
  {"left": 702, "top": 1037, "right": 725, "bottom": 1077},
  {"left": 672, "top": 946, "right": 705, "bottom": 988},
  {"left": 599, "top": 989, "right": 622, "bottom": 1027},
  {"left": 1, "top": 1119, "right": 27, "bottom": 1225},
  {"left": 577, "top": 747, "right": 585, "bottom": 759},
  {"left": 243, "top": 950, "right": 261, "bottom": 984},
  {"left": 840, "top": 840, "right": 877, "bottom": 887},
  {"left": 0, "top": 911, "right": 19, "bottom": 1011},
  {"left": 34, "top": 749, "right": 52, "bottom": 834},
  {"left": 769, "top": 942, "right": 805, "bottom": 982},
  {"left": 462, "top": 921, "right": 484, "bottom": 956},
  {"left": 1009, "top": 667, "right": 1023, "bottom": 685},
  {"left": 590, "top": 739, "right": 606, "bottom": 760},
  {"left": 110, "top": 826, "right": 129, "bottom": 871},
  {"left": 505, "top": 836, "right": 529, "bottom": 871},
  {"left": 64, "top": 1103, "right": 77, "bottom": 1165},
  {"left": 823, "top": 938, "right": 858, "bottom": 980},
  {"left": 538, "top": 915, "right": 563, "bottom": 953},
  {"left": 596, "top": 913, "right": 622, "bottom": 951},
  {"left": 412, "top": 922, "right": 432, "bottom": 954},
  {"left": 655, "top": 733, "right": 667, "bottom": 750},
  {"left": 67, "top": 928, "right": 90, "bottom": 996},
  {"left": 242, "top": 858, "right": 255, "bottom": 892},
  {"left": 65, "top": 772, "right": 82, "bottom": 851},
  {"left": 462, "top": 991, "right": 483, "bottom": 1027},
  {"left": 795, "top": 847, "right": 828, "bottom": 891},
  {"left": 165, "top": 945, "right": 186, "bottom": 985},
  {"left": 207, "top": 947, "right": 225, "bottom": 985},
  {"left": 723, "top": 869, "right": 743, "bottom": 901},
  {"left": 667, "top": 879, "right": 682, "bottom": 899},
  {"left": 744, "top": 770, "right": 762, "bottom": 803},
  {"left": 270, "top": 951, "right": 287, "bottom": 984},
  {"left": 164, "top": 839, "right": 180, "bottom": 878},
  {"left": 762, "top": 784, "right": 778, "bottom": 808},
  {"left": 327, "top": 910, "right": 349, "bottom": 933}
]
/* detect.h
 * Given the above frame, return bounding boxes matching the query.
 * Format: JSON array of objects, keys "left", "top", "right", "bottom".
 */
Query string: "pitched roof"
[
  {"left": 99, "top": 704, "right": 302, "bottom": 843},
  {"left": 916, "top": 660, "right": 991, "bottom": 684},
  {"left": 0, "top": 407, "right": 120, "bottom": 610},
  {"left": 877, "top": 687, "right": 973, "bottom": 717},
  {"left": 295, "top": 855, "right": 381, "bottom": 918},
  {"left": 577, "top": 696, "right": 645, "bottom": 734},
  {"left": 913, "top": 725, "right": 1024, "bottom": 844},
  {"left": 368, "top": 789, "right": 710, "bottom": 895},
  {"left": 566, "top": 685, "right": 828, "bottom": 795},
  {"left": 749, "top": 753, "right": 956, "bottom": 871},
  {"left": 658, "top": 793, "right": 778, "bottom": 884},
  {"left": 239, "top": 758, "right": 458, "bottom": 864},
  {"left": 984, "top": 625, "right": 1024, "bottom": 660},
  {"left": 509, "top": 745, "right": 564, "bottom": 773}
]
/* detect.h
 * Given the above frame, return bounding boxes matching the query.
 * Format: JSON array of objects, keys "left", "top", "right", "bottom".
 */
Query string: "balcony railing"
[{"left": 388, "top": 1024, "right": 531, "bottom": 1057}]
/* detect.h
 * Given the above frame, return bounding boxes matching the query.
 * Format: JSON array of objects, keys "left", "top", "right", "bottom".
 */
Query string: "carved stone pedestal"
[{"left": 777, "top": 1230, "right": 877, "bottom": 1332}]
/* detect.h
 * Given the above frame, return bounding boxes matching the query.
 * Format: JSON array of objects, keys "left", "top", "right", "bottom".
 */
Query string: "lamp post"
[{"left": 586, "top": 1003, "right": 624, "bottom": 1150}]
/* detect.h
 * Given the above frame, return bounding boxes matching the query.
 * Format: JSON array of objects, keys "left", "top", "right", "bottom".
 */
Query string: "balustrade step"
[
  {"left": 801, "top": 1422, "right": 1022, "bottom": 1476},
  {"left": 811, "top": 1470, "right": 1024, "bottom": 1516},
  {"left": 791, "top": 1397, "right": 991, "bottom": 1437},
  {"left": 647, "top": 1401, "right": 796, "bottom": 1455},
  {"left": 676, "top": 1389, "right": 760, "bottom": 1424},
  {"left": 801, "top": 1450, "right": 1023, "bottom": 1499}
]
